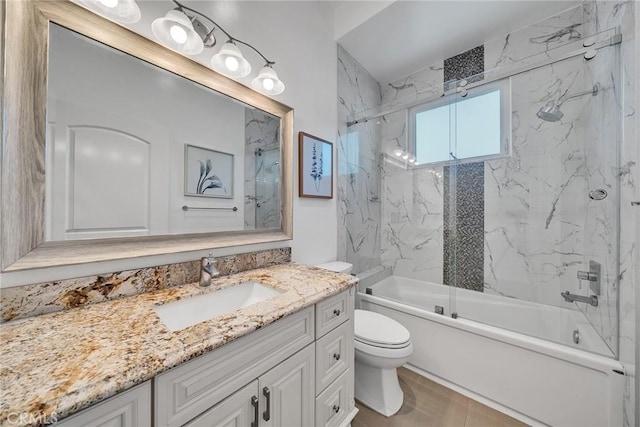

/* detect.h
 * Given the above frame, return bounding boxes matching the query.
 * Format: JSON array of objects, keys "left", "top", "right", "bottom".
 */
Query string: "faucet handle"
[
  {"left": 200, "top": 253, "right": 220, "bottom": 286},
  {"left": 203, "top": 254, "right": 220, "bottom": 275}
]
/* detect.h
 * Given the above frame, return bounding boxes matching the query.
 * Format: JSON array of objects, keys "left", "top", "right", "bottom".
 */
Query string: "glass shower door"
[
  {"left": 254, "top": 147, "right": 281, "bottom": 229},
  {"left": 447, "top": 43, "right": 620, "bottom": 358}
]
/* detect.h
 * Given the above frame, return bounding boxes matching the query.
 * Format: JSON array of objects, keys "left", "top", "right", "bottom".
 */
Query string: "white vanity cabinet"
[
  {"left": 186, "top": 344, "right": 315, "bottom": 427},
  {"left": 53, "top": 288, "right": 355, "bottom": 427},
  {"left": 314, "top": 289, "right": 357, "bottom": 427},
  {"left": 54, "top": 381, "right": 151, "bottom": 427},
  {"left": 158, "top": 288, "right": 356, "bottom": 427}
]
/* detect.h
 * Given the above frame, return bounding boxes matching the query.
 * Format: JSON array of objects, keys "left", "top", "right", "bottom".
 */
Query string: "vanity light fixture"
[
  {"left": 251, "top": 65, "right": 286, "bottom": 96},
  {"left": 152, "top": 0, "right": 285, "bottom": 95},
  {"left": 151, "top": 9, "right": 205, "bottom": 55},
  {"left": 211, "top": 41, "right": 252, "bottom": 78},
  {"left": 79, "top": 0, "right": 141, "bottom": 23}
]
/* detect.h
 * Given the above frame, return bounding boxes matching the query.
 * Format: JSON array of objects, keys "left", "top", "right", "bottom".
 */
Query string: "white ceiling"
[{"left": 338, "top": 0, "right": 579, "bottom": 84}]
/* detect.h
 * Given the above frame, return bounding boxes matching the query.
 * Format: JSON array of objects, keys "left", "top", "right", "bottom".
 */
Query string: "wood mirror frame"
[{"left": 0, "top": 0, "right": 294, "bottom": 272}]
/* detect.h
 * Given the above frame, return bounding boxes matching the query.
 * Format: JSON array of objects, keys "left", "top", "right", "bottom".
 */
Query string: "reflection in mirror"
[{"left": 46, "top": 23, "right": 281, "bottom": 241}]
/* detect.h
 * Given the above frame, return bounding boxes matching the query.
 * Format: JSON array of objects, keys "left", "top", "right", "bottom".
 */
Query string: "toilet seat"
[
  {"left": 354, "top": 337, "right": 414, "bottom": 359},
  {"left": 355, "top": 336, "right": 411, "bottom": 349},
  {"left": 354, "top": 309, "right": 411, "bottom": 349}
]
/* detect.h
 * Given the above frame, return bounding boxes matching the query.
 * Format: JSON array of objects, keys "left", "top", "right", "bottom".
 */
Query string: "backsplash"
[{"left": 0, "top": 248, "right": 291, "bottom": 322}]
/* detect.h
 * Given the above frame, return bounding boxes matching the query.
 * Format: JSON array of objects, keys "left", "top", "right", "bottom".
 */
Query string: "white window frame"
[{"left": 408, "top": 78, "right": 512, "bottom": 167}]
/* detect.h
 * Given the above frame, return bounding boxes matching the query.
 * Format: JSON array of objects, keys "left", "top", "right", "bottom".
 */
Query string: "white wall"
[{"left": 0, "top": 1, "right": 338, "bottom": 287}]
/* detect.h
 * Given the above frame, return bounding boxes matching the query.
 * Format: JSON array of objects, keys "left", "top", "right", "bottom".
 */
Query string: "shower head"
[
  {"left": 536, "top": 83, "right": 601, "bottom": 122},
  {"left": 537, "top": 102, "right": 564, "bottom": 122}
]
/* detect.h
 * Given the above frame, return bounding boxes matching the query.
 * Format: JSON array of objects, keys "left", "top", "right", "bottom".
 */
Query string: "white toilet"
[
  {"left": 315, "top": 261, "right": 413, "bottom": 417},
  {"left": 354, "top": 309, "right": 413, "bottom": 416}
]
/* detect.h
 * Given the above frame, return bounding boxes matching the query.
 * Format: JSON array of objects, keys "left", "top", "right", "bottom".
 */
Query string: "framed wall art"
[
  {"left": 298, "top": 132, "right": 333, "bottom": 199},
  {"left": 184, "top": 144, "right": 234, "bottom": 198}
]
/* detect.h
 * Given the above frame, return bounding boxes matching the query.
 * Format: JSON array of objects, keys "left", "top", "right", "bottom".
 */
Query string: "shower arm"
[{"left": 556, "top": 84, "right": 600, "bottom": 107}]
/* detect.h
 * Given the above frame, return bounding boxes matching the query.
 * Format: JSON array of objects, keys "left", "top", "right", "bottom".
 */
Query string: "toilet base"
[{"left": 355, "top": 359, "right": 404, "bottom": 417}]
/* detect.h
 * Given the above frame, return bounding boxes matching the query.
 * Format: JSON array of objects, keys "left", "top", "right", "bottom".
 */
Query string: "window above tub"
[{"left": 408, "top": 79, "right": 511, "bottom": 166}]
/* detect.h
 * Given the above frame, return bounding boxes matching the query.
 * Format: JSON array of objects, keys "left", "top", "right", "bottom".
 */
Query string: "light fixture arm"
[{"left": 172, "top": 0, "right": 275, "bottom": 66}]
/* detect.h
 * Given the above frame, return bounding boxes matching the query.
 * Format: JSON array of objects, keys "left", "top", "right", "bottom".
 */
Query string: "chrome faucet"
[
  {"left": 200, "top": 254, "right": 220, "bottom": 287},
  {"left": 561, "top": 291, "right": 598, "bottom": 307}
]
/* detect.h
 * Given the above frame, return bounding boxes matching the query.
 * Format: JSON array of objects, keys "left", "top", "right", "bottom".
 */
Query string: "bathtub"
[{"left": 357, "top": 272, "right": 625, "bottom": 427}]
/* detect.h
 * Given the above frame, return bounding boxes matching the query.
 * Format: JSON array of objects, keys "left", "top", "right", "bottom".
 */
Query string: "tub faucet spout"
[
  {"left": 200, "top": 255, "right": 220, "bottom": 287},
  {"left": 561, "top": 291, "right": 598, "bottom": 307}
]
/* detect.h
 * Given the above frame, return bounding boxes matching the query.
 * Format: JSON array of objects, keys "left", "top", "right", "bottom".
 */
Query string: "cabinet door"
[
  {"left": 55, "top": 381, "right": 151, "bottom": 427},
  {"left": 259, "top": 344, "right": 315, "bottom": 427},
  {"left": 185, "top": 380, "right": 259, "bottom": 427}
]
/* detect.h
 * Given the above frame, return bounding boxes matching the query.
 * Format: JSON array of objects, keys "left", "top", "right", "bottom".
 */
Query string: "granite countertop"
[{"left": 0, "top": 263, "right": 357, "bottom": 426}]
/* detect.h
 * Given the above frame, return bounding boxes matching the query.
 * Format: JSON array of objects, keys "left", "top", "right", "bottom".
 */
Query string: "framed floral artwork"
[
  {"left": 184, "top": 144, "right": 233, "bottom": 198},
  {"left": 298, "top": 132, "right": 333, "bottom": 199}
]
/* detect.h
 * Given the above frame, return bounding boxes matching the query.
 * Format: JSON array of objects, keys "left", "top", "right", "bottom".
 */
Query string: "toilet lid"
[{"left": 354, "top": 309, "right": 411, "bottom": 347}]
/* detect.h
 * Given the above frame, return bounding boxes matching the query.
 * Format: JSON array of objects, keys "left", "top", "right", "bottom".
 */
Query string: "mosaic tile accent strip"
[
  {"left": 442, "top": 44, "right": 485, "bottom": 292},
  {"left": 443, "top": 163, "right": 485, "bottom": 291},
  {"left": 0, "top": 248, "right": 291, "bottom": 323},
  {"left": 444, "top": 45, "right": 485, "bottom": 91}
]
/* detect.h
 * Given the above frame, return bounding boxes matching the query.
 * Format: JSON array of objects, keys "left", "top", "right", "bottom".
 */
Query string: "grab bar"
[
  {"left": 561, "top": 291, "right": 598, "bottom": 307},
  {"left": 182, "top": 205, "right": 238, "bottom": 212}
]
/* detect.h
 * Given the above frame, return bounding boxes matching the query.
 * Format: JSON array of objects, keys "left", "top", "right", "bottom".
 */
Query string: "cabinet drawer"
[
  {"left": 184, "top": 381, "right": 258, "bottom": 427},
  {"left": 315, "top": 370, "right": 349, "bottom": 427},
  {"left": 316, "top": 321, "right": 350, "bottom": 395},
  {"left": 155, "top": 306, "right": 314, "bottom": 427},
  {"left": 316, "top": 290, "right": 349, "bottom": 337}
]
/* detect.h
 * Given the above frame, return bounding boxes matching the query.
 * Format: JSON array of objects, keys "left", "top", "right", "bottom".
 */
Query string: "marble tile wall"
[
  {"left": 484, "top": 6, "right": 585, "bottom": 72},
  {"left": 380, "top": 159, "right": 445, "bottom": 282},
  {"left": 381, "top": 63, "right": 444, "bottom": 109},
  {"left": 337, "top": 45, "right": 383, "bottom": 274},
  {"left": 0, "top": 248, "right": 291, "bottom": 323},
  {"left": 244, "top": 109, "right": 281, "bottom": 229}
]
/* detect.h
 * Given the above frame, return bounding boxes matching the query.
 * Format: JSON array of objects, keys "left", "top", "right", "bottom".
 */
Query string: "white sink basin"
[{"left": 155, "top": 281, "right": 284, "bottom": 332}]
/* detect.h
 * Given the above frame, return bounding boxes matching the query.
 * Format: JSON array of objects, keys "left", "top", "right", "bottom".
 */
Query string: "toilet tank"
[{"left": 315, "top": 261, "right": 353, "bottom": 274}]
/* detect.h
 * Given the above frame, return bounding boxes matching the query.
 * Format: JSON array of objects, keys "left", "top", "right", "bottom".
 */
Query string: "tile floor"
[{"left": 353, "top": 367, "right": 529, "bottom": 427}]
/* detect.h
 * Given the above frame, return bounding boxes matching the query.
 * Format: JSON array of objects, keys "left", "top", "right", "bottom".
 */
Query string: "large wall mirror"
[{"left": 1, "top": 1, "right": 294, "bottom": 272}]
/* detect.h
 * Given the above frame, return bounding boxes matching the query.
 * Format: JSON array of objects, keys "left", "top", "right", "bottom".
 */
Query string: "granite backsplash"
[{"left": 0, "top": 248, "right": 291, "bottom": 322}]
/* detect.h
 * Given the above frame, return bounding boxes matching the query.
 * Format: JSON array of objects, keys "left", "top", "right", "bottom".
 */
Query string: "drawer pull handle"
[
  {"left": 263, "top": 387, "right": 271, "bottom": 421},
  {"left": 333, "top": 353, "right": 341, "bottom": 361},
  {"left": 333, "top": 405, "right": 340, "bottom": 413},
  {"left": 333, "top": 309, "right": 341, "bottom": 316},
  {"left": 251, "top": 396, "right": 259, "bottom": 427}
]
